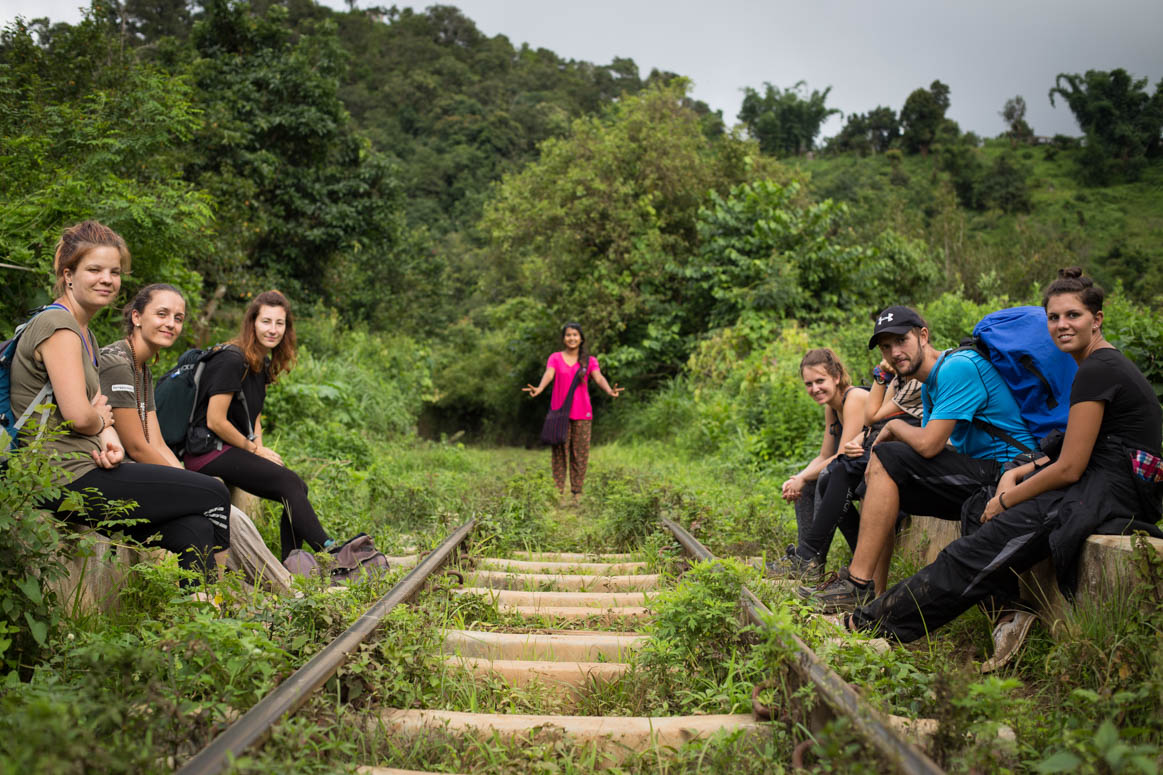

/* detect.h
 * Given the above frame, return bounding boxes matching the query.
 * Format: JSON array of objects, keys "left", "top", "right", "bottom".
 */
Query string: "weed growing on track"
[{"left": 5, "top": 412, "right": 1161, "bottom": 771}]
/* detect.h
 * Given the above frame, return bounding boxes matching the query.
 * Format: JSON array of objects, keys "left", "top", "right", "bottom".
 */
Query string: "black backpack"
[{"left": 155, "top": 344, "right": 251, "bottom": 457}]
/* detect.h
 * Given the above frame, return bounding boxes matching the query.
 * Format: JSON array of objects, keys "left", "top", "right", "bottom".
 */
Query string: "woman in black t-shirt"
[
  {"left": 184, "top": 291, "right": 333, "bottom": 560},
  {"left": 849, "top": 268, "right": 1162, "bottom": 666}
]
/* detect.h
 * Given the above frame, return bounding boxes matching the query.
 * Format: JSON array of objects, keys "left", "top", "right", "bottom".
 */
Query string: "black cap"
[{"left": 868, "top": 306, "right": 927, "bottom": 349}]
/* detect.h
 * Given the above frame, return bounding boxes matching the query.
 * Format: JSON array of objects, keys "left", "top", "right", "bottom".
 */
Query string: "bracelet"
[
  {"left": 999, "top": 491, "right": 1009, "bottom": 510},
  {"left": 97, "top": 415, "right": 106, "bottom": 434}
]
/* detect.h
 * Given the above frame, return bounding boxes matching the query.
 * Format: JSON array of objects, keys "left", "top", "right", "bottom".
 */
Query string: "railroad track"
[{"left": 177, "top": 517, "right": 945, "bottom": 774}]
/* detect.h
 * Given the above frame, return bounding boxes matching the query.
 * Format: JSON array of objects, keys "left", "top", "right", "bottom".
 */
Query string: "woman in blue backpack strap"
[
  {"left": 11, "top": 221, "right": 230, "bottom": 585},
  {"left": 182, "top": 290, "right": 334, "bottom": 560},
  {"left": 99, "top": 284, "right": 292, "bottom": 591},
  {"left": 848, "top": 268, "right": 1162, "bottom": 671}
]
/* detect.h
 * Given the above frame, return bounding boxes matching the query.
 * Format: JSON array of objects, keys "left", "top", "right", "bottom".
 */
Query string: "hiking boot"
[
  {"left": 765, "top": 545, "right": 824, "bottom": 584},
  {"left": 796, "top": 567, "right": 875, "bottom": 613},
  {"left": 981, "top": 610, "right": 1036, "bottom": 673}
]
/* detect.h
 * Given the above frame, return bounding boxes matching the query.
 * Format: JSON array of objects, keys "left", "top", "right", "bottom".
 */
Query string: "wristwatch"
[{"left": 872, "top": 366, "right": 890, "bottom": 386}]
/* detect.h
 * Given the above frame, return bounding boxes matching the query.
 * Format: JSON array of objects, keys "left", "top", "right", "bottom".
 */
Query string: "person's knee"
[
  {"left": 207, "top": 477, "right": 230, "bottom": 504},
  {"left": 866, "top": 452, "right": 894, "bottom": 491},
  {"left": 167, "top": 516, "right": 218, "bottom": 554}
]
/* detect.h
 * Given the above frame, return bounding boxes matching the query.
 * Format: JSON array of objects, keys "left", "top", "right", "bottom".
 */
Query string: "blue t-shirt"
[{"left": 922, "top": 349, "right": 1036, "bottom": 463}]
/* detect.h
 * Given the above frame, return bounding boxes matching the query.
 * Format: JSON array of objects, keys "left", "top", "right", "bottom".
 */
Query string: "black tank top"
[{"left": 827, "top": 387, "right": 863, "bottom": 441}]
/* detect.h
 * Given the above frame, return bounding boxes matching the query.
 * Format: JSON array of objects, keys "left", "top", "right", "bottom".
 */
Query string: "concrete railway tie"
[{"left": 367, "top": 555, "right": 766, "bottom": 763}]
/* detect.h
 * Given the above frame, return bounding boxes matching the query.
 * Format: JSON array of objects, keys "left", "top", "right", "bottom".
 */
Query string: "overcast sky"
[{"left": 5, "top": 0, "right": 1162, "bottom": 139}]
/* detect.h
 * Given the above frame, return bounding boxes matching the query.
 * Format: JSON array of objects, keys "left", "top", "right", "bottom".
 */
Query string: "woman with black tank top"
[
  {"left": 769, "top": 349, "right": 867, "bottom": 575},
  {"left": 182, "top": 290, "right": 333, "bottom": 560}
]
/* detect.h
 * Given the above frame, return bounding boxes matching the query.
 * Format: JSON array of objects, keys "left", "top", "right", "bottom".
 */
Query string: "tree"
[
  {"left": 738, "top": 81, "right": 839, "bottom": 156},
  {"left": 900, "top": 80, "right": 951, "bottom": 155},
  {"left": 1049, "top": 69, "right": 1163, "bottom": 183},
  {"left": 332, "top": 5, "right": 664, "bottom": 237},
  {"left": 0, "top": 12, "right": 209, "bottom": 328},
  {"left": 477, "top": 81, "right": 782, "bottom": 383},
  {"left": 1000, "top": 95, "right": 1033, "bottom": 144},
  {"left": 693, "top": 180, "right": 939, "bottom": 326},
  {"left": 184, "top": 0, "right": 414, "bottom": 311},
  {"left": 827, "top": 105, "right": 898, "bottom": 155},
  {"left": 978, "top": 154, "right": 1032, "bottom": 213}
]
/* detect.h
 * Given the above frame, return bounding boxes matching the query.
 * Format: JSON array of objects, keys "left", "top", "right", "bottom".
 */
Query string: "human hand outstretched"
[{"left": 522, "top": 384, "right": 542, "bottom": 397}]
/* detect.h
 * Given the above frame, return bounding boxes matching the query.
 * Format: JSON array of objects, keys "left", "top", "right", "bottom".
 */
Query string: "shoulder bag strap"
[
  {"left": 932, "top": 347, "right": 1034, "bottom": 455},
  {"left": 12, "top": 304, "right": 69, "bottom": 442},
  {"left": 559, "top": 357, "right": 588, "bottom": 413},
  {"left": 192, "top": 345, "right": 255, "bottom": 441}
]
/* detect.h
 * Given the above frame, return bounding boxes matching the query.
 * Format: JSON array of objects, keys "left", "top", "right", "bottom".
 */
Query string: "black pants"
[
  {"left": 49, "top": 464, "right": 231, "bottom": 583},
  {"left": 874, "top": 442, "right": 1001, "bottom": 521},
  {"left": 850, "top": 487, "right": 1065, "bottom": 642},
  {"left": 197, "top": 447, "right": 330, "bottom": 560},
  {"left": 797, "top": 456, "right": 860, "bottom": 563}
]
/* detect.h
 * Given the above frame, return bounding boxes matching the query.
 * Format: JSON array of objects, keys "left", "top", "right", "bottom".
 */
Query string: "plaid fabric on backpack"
[{"left": 1131, "top": 449, "right": 1163, "bottom": 483}]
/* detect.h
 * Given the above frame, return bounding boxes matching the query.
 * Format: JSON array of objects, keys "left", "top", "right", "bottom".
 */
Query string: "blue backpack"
[
  {"left": 937, "top": 306, "right": 1077, "bottom": 449},
  {"left": 1, "top": 304, "right": 68, "bottom": 455}
]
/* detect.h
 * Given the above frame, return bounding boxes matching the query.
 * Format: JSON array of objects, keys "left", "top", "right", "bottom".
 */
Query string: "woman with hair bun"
[
  {"left": 10, "top": 222, "right": 230, "bottom": 585},
  {"left": 182, "top": 290, "right": 334, "bottom": 560},
  {"left": 767, "top": 348, "right": 868, "bottom": 578},
  {"left": 99, "top": 283, "right": 293, "bottom": 591},
  {"left": 522, "top": 322, "right": 623, "bottom": 502},
  {"left": 848, "top": 268, "right": 1163, "bottom": 671}
]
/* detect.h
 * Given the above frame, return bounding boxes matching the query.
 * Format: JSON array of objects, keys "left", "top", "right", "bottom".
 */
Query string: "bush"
[
  {"left": 263, "top": 312, "right": 432, "bottom": 464},
  {"left": 0, "top": 429, "right": 73, "bottom": 673}
]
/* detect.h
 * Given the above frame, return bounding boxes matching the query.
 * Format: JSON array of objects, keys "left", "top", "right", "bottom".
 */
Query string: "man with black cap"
[{"left": 799, "top": 305, "right": 1035, "bottom": 612}]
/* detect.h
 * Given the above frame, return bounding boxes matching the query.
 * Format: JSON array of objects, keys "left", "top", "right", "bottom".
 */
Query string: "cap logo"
[{"left": 877, "top": 312, "right": 894, "bottom": 325}]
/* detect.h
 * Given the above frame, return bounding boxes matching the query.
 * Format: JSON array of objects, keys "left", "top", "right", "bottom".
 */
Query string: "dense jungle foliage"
[
  {"left": 5, "top": 1, "right": 1160, "bottom": 442},
  {"left": 2, "top": 1, "right": 1163, "bottom": 770}
]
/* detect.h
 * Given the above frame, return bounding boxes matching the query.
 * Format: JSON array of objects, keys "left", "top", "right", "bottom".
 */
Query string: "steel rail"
[
  {"left": 177, "top": 518, "right": 477, "bottom": 775},
  {"left": 661, "top": 518, "right": 944, "bottom": 775}
]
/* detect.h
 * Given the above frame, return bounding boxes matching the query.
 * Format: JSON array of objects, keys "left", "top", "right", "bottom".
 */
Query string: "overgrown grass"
[{"left": 5, "top": 300, "right": 1161, "bottom": 772}]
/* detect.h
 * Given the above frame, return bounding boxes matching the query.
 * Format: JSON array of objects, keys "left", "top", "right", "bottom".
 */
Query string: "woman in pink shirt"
[{"left": 523, "top": 322, "right": 623, "bottom": 502}]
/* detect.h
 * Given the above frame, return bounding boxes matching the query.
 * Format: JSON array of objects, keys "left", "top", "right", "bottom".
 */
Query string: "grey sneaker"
[
  {"left": 796, "top": 567, "right": 875, "bottom": 613},
  {"left": 765, "top": 545, "right": 824, "bottom": 584},
  {"left": 981, "top": 610, "right": 1036, "bottom": 673}
]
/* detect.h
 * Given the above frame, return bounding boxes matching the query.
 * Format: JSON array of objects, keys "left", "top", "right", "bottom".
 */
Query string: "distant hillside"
[
  {"left": 330, "top": 5, "right": 721, "bottom": 238},
  {"left": 792, "top": 140, "right": 1163, "bottom": 305}
]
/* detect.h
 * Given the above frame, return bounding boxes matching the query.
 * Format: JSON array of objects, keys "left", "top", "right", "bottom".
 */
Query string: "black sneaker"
[
  {"left": 765, "top": 545, "right": 824, "bottom": 584},
  {"left": 796, "top": 567, "right": 875, "bottom": 613}
]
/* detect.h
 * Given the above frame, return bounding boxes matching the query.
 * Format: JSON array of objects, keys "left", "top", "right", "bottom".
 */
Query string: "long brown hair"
[
  {"left": 53, "top": 220, "right": 131, "bottom": 296},
  {"left": 234, "top": 290, "right": 297, "bottom": 381}
]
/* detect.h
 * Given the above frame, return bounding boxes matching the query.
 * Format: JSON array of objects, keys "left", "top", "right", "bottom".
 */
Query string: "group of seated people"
[
  {"left": 9, "top": 220, "right": 337, "bottom": 593},
  {"left": 772, "top": 270, "right": 1163, "bottom": 669}
]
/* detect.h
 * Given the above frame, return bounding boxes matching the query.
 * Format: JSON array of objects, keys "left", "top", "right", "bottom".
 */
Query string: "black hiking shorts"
[{"left": 872, "top": 441, "right": 1001, "bottom": 521}]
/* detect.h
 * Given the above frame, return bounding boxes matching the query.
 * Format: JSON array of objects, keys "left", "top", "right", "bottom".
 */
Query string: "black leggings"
[
  {"left": 49, "top": 464, "right": 231, "bottom": 583},
  {"left": 797, "top": 456, "right": 861, "bottom": 564},
  {"left": 196, "top": 447, "right": 330, "bottom": 560}
]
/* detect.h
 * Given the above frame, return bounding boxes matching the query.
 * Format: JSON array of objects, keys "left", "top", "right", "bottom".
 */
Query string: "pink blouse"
[{"left": 547, "top": 352, "right": 599, "bottom": 420}]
